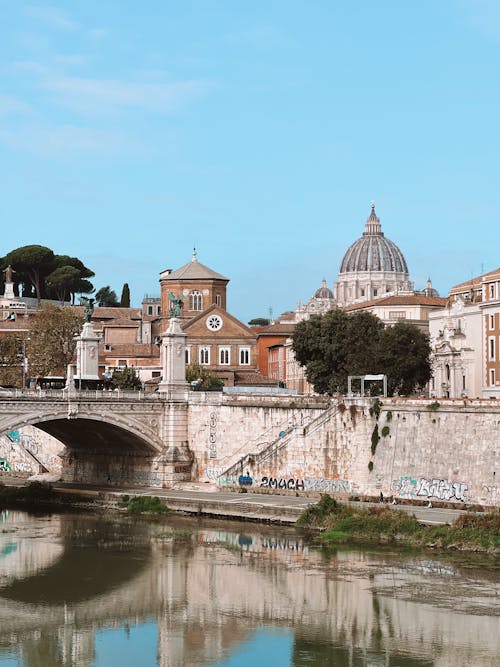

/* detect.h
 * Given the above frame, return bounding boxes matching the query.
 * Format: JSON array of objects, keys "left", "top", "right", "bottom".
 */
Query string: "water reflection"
[{"left": 0, "top": 510, "right": 498, "bottom": 666}]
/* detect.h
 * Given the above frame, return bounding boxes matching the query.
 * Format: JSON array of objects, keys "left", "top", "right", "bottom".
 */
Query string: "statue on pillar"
[
  {"left": 80, "top": 297, "right": 95, "bottom": 323},
  {"left": 168, "top": 292, "right": 185, "bottom": 318},
  {"left": 2, "top": 265, "right": 15, "bottom": 283}
]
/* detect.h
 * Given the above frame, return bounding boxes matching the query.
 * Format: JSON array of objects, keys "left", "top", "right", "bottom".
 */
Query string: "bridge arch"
[{"left": 1, "top": 408, "right": 164, "bottom": 455}]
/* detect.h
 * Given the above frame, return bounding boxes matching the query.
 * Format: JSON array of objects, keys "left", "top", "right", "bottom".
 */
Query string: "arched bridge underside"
[{"left": 0, "top": 397, "right": 192, "bottom": 488}]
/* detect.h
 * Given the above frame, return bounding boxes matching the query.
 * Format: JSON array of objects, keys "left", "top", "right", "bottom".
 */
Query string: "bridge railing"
[{"left": 0, "top": 388, "right": 162, "bottom": 401}]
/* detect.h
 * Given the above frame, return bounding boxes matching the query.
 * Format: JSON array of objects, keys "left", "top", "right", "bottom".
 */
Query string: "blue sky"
[{"left": 1, "top": 1, "right": 499, "bottom": 321}]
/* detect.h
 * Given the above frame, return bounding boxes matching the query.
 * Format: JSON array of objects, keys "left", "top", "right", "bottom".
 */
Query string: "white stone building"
[{"left": 429, "top": 268, "right": 500, "bottom": 399}]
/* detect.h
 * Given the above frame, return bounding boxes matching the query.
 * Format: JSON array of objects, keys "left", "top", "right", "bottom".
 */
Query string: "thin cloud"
[
  {"left": 87, "top": 28, "right": 109, "bottom": 41},
  {"left": 0, "top": 123, "right": 150, "bottom": 158},
  {"left": 25, "top": 5, "right": 79, "bottom": 31},
  {"left": 38, "top": 74, "right": 213, "bottom": 115},
  {"left": 0, "top": 94, "right": 31, "bottom": 114}
]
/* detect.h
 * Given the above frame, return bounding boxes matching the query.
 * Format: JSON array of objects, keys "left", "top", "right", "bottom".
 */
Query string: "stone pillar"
[
  {"left": 74, "top": 322, "right": 100, "bottom": 382},
  {"left": 3, "top": 281, "right": 14, "bottom": 300},
  {"left": 158, "top": 318, "right": 188, "bottom": 394},
  {"left": 157, "top": 318, "right": 192, "bottom": 485}
]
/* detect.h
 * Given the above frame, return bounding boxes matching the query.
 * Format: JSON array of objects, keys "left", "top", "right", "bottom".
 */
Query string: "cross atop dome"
[{"left": 192, "top": 247, "right": 198, "bottom": 262}]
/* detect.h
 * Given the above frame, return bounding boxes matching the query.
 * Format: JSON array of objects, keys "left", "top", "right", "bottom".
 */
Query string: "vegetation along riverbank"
[
  {"left": 1, "top": 482, "right": 499, "bottom": 555},
  {"left": 298, "top": 494, "right": 500, "bottom": 554}
]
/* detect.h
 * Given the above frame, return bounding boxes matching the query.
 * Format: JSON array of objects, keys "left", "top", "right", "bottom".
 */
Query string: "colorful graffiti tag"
[
  {"left": 417, "top": 477, "right": 468, "bottom": 502},
  {"left": 0, "top": 458, "right": 12, "bottom": 473},
  {"left": 392, "top": 476, "right": 468, "bottom": 502}
]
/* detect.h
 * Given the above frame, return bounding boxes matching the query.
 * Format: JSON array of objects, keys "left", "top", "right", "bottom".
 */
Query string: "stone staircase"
[
  {"left": 1, "top": 431, "right": 49, "bottom": 475},
  {"left": 219, "top": 401, "right": 339, "bottom": 483}
]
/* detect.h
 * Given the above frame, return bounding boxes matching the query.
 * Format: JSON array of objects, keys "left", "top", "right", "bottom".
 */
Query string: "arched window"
[{"left": 189, "top": 291, "right": 202, "bottom": 311}]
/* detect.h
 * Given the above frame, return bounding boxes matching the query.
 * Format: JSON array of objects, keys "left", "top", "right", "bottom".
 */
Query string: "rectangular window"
[
  {"left": 152, "top": 371, "right": 161, "bottom": 378},
  {"left": 489, "top": 337, "right": 495, "bottom": 361},
  {"left": 185, "top": 347, "right": 191, "bottom": 364},
  {"left": 389, "top": 311, "right": 406, "bottom": 319},
  {"left": 239, "top": 347, "right": 250, "bottom": 365},
  {"left": 490, "top": 314, "right": 495, "bottom": 330},
  {"left": 489, "top": 283, "right": 496, "bottom": 299},
  {"left": 373, "top": 288, "right": 378, "bottom": 297},
  {"left": 118, "top": 359, "right": 127, "bottom": 366},
  {"left": 490, "top": 369, "right": 496, "bottom": 386},
  {"left": 462, "top": 375, "right": 466, "bottom": 390},
  {"left": 219, "top": 346, "right": 230, "bottom": 365},
  {"left": 215, "top": 294, "right": 222, "bottom": 306},
  {"left": 147, "top": 306, "right": 153, "bottom": 315},
  {"left": 199, "top": 347, "right": 210, "bottom": 365}
]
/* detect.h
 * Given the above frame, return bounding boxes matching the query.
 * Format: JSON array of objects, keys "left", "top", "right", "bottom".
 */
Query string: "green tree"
[
  {"left": 28, "top": 304, "right": 83, "bottom": 378},
  {"left": 292, "top": 310, "right": 384, "bottom": 394},
  {"left": 5, "top": 245, "right": 55, "bottom": 305},
  {"left": 186, "top": 363, "right": 224, "bottom": 391},
  {"left": 95, "top": 286, "right": 119, "bottom": 307},
  {"left": 120, "top": 283, "right": 131, "bottom": 308},
  {"left": 51, "top": 255, "right": 95, "bottom": 303},
  {"left": 248, "top": 318, "right": 270, "bottom": 326},
  {"left": 46, "top": 266, "right": 81, "bottom": 303},
  {"left": 0, "top": 335, "right": 24, "bottom": 387},
  {"left": 111, "top": 367, "right": 142, "bottom": 389},
  {"left": 380, "top": 321, "right": 432, "bottom": 395},
  {"left": 292, "top": 310, "right": 430, "bottom": 396}
]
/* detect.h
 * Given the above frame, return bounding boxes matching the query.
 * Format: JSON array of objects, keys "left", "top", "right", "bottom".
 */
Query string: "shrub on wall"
[
  {"left": 381, "top": 425, "right": 390, "bottom": 437},
  {"left": 371, "top": 425, "right": 380, "bottom": 455}
]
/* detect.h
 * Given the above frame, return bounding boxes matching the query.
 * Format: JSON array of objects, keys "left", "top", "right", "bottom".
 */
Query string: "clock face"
[{"left": 206, "top": 314, "right": 223, "bottom": 332}]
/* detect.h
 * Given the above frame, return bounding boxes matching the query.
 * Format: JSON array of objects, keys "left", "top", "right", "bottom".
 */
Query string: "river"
[{"left": 0, "top": 509, "right": 498, "bottom": 666}]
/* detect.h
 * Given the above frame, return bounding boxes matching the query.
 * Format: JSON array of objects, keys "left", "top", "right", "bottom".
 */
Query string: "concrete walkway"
[
  {"left": 1, "top": 475, "right": 467, "bottom": 525},
  {"left": 52, "top": 481, "right": 466, "bottom": 526}
]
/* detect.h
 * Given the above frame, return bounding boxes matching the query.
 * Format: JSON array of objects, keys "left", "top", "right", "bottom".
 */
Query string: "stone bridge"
[{"left": 0, "top": 389, "right": 192, "bottom": 487}]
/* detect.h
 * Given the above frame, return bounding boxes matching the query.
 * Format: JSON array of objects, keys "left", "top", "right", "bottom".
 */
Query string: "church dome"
[
  {"left": 314, "top": 278, "right": 334, "bottom": 299},
  {"left": 339, "top": 205, "right": 408, "bottom": 274}
]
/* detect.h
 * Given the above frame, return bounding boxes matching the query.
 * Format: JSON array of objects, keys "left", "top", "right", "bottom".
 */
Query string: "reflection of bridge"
[
  {"left": 0, "top": 390, "right": 193, "bottom": 487},
  {"left": 0, "top": 512, "right": 498, "bottom": 667}
]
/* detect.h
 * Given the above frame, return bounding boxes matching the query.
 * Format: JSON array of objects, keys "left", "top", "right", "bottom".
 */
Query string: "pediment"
[{"left": 182, "top": 304, "right": 255, "bottom": 339}]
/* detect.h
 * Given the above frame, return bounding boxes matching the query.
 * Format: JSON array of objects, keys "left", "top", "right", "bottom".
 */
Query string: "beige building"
[
  {"left": 429, "top": 268, "right": 500, "bottom": 399},
  {"left": 345, "top": 293, "right": 446, "bottom": 332}
]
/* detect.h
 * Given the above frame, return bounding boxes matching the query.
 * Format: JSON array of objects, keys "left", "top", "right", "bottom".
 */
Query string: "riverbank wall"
[{"left": 187, "top": 395, "right": 500, "bottom": 508}]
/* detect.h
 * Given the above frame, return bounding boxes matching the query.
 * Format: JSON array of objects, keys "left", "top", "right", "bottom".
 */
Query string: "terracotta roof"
[
  {"left": 344, "top": 295, "right": 447, "bottom": 311},
  {"left": 450, "top": 268, "right": 500, "bottom": 292},
  {"left": 161, "top": 257, "right": 228, "bottom": 282},
  {"left": 257, "top": 323, "right": 296, "bottom": 335}
]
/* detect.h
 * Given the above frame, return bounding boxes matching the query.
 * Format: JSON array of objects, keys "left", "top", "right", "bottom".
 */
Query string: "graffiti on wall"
[
  {"left": 260, "top": 475, "right": 353, "bottom": 493},
  {"left": 392, "top": 476, "right": 468, "bottom": 502},
  {"left": 417, "top": 478, "right": 468, "bottom": 502},
  {"left": 391, "top": 476, "right": 418, "bottom": 498},
  {"left": 260, "top": 476, "right": 305, "bottom": 490},
  {"left": 208, "top": 412, "right": 217, "bottom": 459},
  {"left": 303, "top": 477, "right": 352, "bottom": 493},
  {"left": 0, "top": 458, "right": 12, "bottom": 472},
  {"left": 206, "top": 467, "right": 224, "bottom": 482}
]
